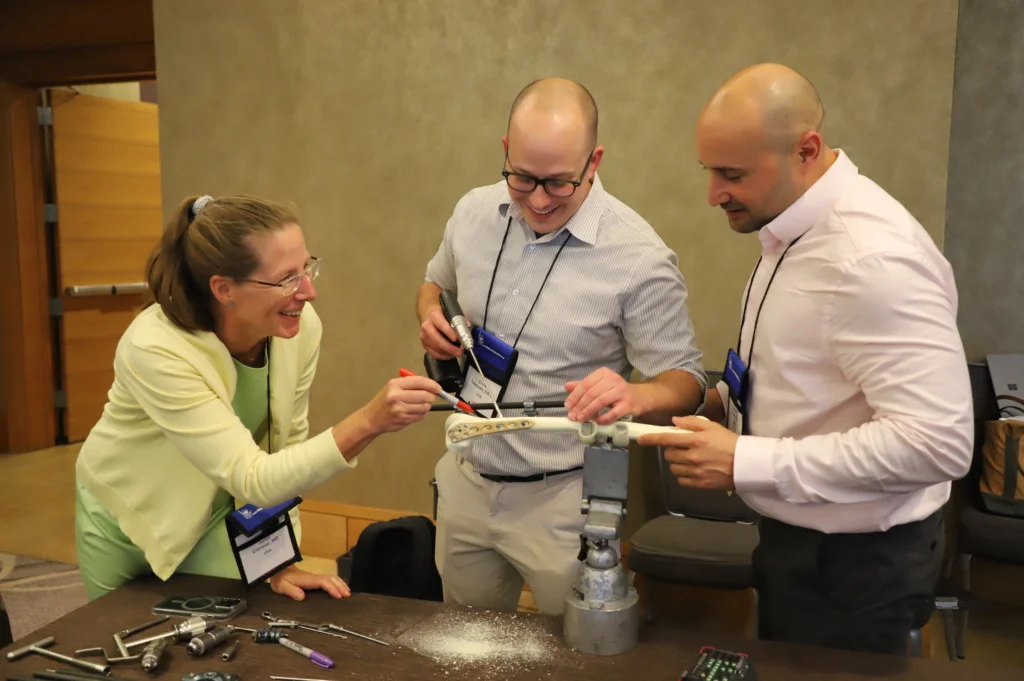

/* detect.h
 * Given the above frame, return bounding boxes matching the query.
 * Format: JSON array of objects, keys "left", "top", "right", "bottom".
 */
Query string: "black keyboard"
[{"left": 681, "top": 646, "right": 757, "bottom": 680}]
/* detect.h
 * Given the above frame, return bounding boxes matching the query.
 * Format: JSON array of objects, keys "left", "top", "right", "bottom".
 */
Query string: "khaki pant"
[{"left": 434, "top": 450, "right": 586, "bottom": 615}]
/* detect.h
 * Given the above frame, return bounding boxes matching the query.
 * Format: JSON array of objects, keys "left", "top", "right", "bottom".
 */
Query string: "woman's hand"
[
  {"left": 364, "top": 375, "right": 441, "bottom": 435},
  {"left": 269, "top": 564, "right": 351, "bottom": 601}
]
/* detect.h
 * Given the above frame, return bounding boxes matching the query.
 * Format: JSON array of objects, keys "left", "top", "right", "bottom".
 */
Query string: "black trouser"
[
  {"left": 0, "top": 602, "right": 11, "bottom": 649},
  {"left": 752, "top": 510, "right": 944, "bottom": 655}
]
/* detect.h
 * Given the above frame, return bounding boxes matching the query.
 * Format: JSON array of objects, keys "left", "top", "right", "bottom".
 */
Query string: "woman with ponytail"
[{"left": 74, "top": 195, "right": 441, "bottom": 601}]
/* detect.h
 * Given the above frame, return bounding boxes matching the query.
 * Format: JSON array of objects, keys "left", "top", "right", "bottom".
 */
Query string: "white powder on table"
[{"left": 398, "top": 608, "right": 561, "bottom": 678}]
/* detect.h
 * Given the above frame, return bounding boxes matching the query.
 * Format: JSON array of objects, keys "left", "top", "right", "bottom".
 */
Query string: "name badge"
[
  {"left": 724, "top": 349, "right": 750, "bottom": 436},
  {"left": 459, "top": 326, "right": 518, "bottom": 417},
  {"left": 226, "top": 497, "right": 303, "bottom": 586}
]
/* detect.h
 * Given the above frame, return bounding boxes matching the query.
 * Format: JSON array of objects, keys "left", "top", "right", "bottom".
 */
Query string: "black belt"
[{"left": 478, "top": 465, "right": 583, "bottom": 484}]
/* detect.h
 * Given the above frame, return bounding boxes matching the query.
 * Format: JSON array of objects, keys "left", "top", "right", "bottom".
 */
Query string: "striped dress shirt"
[{"left": 425, "top": 175, "right": 705, "bottom": 476}]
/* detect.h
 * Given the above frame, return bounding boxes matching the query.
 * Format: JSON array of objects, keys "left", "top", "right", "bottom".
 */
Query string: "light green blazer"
[{"left": 76, "top": 303, "right": 353, "bottom": 580}]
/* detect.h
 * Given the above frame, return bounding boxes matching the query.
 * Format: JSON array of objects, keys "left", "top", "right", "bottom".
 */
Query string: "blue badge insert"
[
  {"left": 225, "top": 496, "right": 303, "bottom": 586},
  {"left": 724, "top": 349, "right": 750, "bottom": 436},
  {"left": 459, "top": 326, "right": 519, "bottom": 417}
]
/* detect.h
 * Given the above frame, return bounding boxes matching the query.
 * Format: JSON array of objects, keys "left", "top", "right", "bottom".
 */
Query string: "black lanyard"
[
  {"left": 266, "top": 339, "right": 273, "bottom": 455},
  {"left": 482, "top": 215, "right": 570, "bottom": 347},
  {"left": 737, "top": 235, "right": 803, "bottom": 369}
]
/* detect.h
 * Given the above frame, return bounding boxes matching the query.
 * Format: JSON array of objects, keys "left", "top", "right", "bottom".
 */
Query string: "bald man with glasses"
[{"left": 415, "top": 78, "right": 707, "bottom": 615}]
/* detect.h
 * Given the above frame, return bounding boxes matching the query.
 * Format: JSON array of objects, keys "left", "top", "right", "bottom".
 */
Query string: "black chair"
[
  {"left": 0, "top": 595, "right": 12, "bottom": 648},
  {"left": 941, "top": 361, "right": 1023, "bottom": 659},
  {"left": 626, "top": 371, "right": 953, "bottom": 658},
  {"left": 628, "top": 371, "right": 761, "bottom": 627}
]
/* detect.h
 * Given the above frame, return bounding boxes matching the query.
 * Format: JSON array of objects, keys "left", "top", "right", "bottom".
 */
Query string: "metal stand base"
[{"left": 563, "top": 588, "right": 640, "bottom": 656}]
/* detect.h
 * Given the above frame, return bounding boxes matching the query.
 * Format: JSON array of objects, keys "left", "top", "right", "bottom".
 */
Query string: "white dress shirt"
[{"left": 728, "top": 150, "right": 974, "bottom": 533}]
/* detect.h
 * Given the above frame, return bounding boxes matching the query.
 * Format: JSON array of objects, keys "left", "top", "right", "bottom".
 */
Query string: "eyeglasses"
[
  {"left": 501, "top": 148, "right": 596, "bottom": 198},
  {"left": 240, "top": 257, "right": 321, "bottom": 296}
]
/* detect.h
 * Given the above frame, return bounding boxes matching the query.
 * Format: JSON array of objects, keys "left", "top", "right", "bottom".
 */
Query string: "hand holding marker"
[{"left": 399, "top": 368, "right": 479, "bottom": 416}]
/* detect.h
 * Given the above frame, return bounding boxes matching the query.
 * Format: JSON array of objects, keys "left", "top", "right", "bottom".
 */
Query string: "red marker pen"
[{"left": 399, "top": 368, "right": 479, "bottom": 416}]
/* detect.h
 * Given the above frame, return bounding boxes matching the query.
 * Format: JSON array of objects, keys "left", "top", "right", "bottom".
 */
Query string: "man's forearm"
[
  {"left": 417, "top": 282, "right": 443, "bottom": 323},
  {"left": 633, "top": 369, "right": 705, "bottom": 426},
  {"left": 699, "top": 382, "right": 727, "bottom": 423}
]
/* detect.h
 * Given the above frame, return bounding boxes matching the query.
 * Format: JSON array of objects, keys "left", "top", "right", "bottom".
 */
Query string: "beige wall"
[
  {"left": 153, "top": 0, "right": 959, "bottom": 522},
  {"left": 945, "top": 0, "right": 1024, "bottom": 362}
]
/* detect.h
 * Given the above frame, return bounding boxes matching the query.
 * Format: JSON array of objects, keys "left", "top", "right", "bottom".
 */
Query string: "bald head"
[
  {"left": 697, "top": 64, "right": 835, "bottom": 234},
  {"left": 700, "top": 63, "right": 824, "bottom": 150},
  {"left": 508, "top": 78, "right": 598, "bottom": 151},
  {"left": 501, "top": 78, "right": 604, "bottom": 235}
]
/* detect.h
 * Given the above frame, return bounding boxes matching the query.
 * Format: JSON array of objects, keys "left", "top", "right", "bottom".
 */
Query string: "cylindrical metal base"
[{"left": 563, "top": 587, "right": 640, "bottom": 656}]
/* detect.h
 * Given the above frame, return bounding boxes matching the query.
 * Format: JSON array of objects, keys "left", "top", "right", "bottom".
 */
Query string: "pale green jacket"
[{"left": 76, "top": 303, "right": 353, "bottom": 580}]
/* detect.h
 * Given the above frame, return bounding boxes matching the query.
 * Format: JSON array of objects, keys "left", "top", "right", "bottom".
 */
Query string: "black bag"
[{"left": 339, "top": 515, "right": 443, "bottom": 602}]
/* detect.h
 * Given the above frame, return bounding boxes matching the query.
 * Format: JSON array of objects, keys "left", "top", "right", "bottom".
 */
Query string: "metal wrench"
[{"left": 5, "top": 636, "right": 111, "bottom": 675}]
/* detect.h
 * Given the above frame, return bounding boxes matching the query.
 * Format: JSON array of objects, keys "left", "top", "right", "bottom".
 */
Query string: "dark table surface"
[{"left": 0, "top": 575, "right": 1017, "bottom": 681}]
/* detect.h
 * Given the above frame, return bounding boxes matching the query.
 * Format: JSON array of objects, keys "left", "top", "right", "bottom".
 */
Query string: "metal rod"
[
  {"left": 429, "top": 400, "right": 564, "bottom": 412},
  {"left": 33, "top": 672, "right": 102, "bottom": 681},
  {"left": 122, "top": 632, "right": 172, "bottom": 650},
  {"left": 323, "top": 624, "right": 388, "bottom": 646},
  {"left": 71, "top": 648, "right": 138, "bottom": 664},
  {"left": 41, "top": 670, "right": 125, "bottom": 681},
  {"left": 118, "top": 617, "right": 168, "bottom": 640},
  {"left": 111, "top": 635, "right": 128, "bottom": 658},
  {"left": 38, "top": 672, "right": 133, "bottom": 681},
  {"left": 65, "top": 283, "right": 147, "bottom": 298},
  {"left": 41, "top": 670, "right": 128, "bottom": 681}
]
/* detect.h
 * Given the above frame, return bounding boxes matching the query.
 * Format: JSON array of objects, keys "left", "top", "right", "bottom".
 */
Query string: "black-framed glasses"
[
  {"left": 239, "top": 256, "right": 321, "bottom": 296},
  {"left": 502, "top": 148, "right": 596, "bottom": 198}
]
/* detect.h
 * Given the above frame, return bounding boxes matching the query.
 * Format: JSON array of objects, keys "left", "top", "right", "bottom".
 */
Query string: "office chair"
[
  {"left": 940, "top": 361, "right": 1023, "bottom": 660},
  {"left": 627, "top": 371, "right": 761, "bottom": 626}
]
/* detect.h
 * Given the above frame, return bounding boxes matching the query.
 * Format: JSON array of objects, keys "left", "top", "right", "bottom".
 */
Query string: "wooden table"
[{"left": 0, "top": 575, "right": 1016, "bottom": 681}]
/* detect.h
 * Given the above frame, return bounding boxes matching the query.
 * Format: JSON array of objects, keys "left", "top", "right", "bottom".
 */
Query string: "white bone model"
[{"left": 444, "top": 413, "right": 699, "bottom": 452}]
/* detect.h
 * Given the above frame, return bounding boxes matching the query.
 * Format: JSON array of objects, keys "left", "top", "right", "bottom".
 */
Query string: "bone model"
[{"left": 444, "top": 413, "right": 699, "bottom": 451}]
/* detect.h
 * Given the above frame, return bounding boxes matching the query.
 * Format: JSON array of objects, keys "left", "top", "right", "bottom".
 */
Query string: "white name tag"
[
  {"left": 236, "top": 525, "right": 296, "bottom": 583},
  {"left": 226, "top": 498, "right": 303, "bottom": 585},
  {"left": 461, "top": 365, "right": 504, "bottom": 417},
  {"left": 726, "top": 394, "right": 745, "bottom": 436}
]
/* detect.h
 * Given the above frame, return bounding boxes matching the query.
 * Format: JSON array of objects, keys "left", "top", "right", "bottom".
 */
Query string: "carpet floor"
[{"left": 0, "top": 553, "right": 88, "bottom": 642}]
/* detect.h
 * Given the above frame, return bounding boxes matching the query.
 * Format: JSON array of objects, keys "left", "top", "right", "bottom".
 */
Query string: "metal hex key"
[{"left": 5, "top": 637, "right": 111, "bottom": 675}]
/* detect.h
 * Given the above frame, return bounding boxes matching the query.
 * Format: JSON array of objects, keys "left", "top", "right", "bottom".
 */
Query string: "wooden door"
[{"left": 49, "top": 89, "right": 161, "bottom": 442}]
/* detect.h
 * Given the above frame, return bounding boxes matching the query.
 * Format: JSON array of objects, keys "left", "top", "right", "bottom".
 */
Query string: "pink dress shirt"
[{"left": 727, "top": 150, "right": 974, "bottom": 533}]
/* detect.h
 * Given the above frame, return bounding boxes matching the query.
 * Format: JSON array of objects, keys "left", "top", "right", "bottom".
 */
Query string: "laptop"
[{"left": 986, "top": 353, "right": 1024, "bottom": 418}]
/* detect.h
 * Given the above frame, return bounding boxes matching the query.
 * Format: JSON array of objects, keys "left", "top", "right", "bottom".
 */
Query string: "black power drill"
[{"left": 423, "top": 289, "right": 471, "bottom": 395}]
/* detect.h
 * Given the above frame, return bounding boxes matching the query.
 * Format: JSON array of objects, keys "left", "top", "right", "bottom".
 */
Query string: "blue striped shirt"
[{"left": 425, "top": 175, "right": 706, "bottom": 475}]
